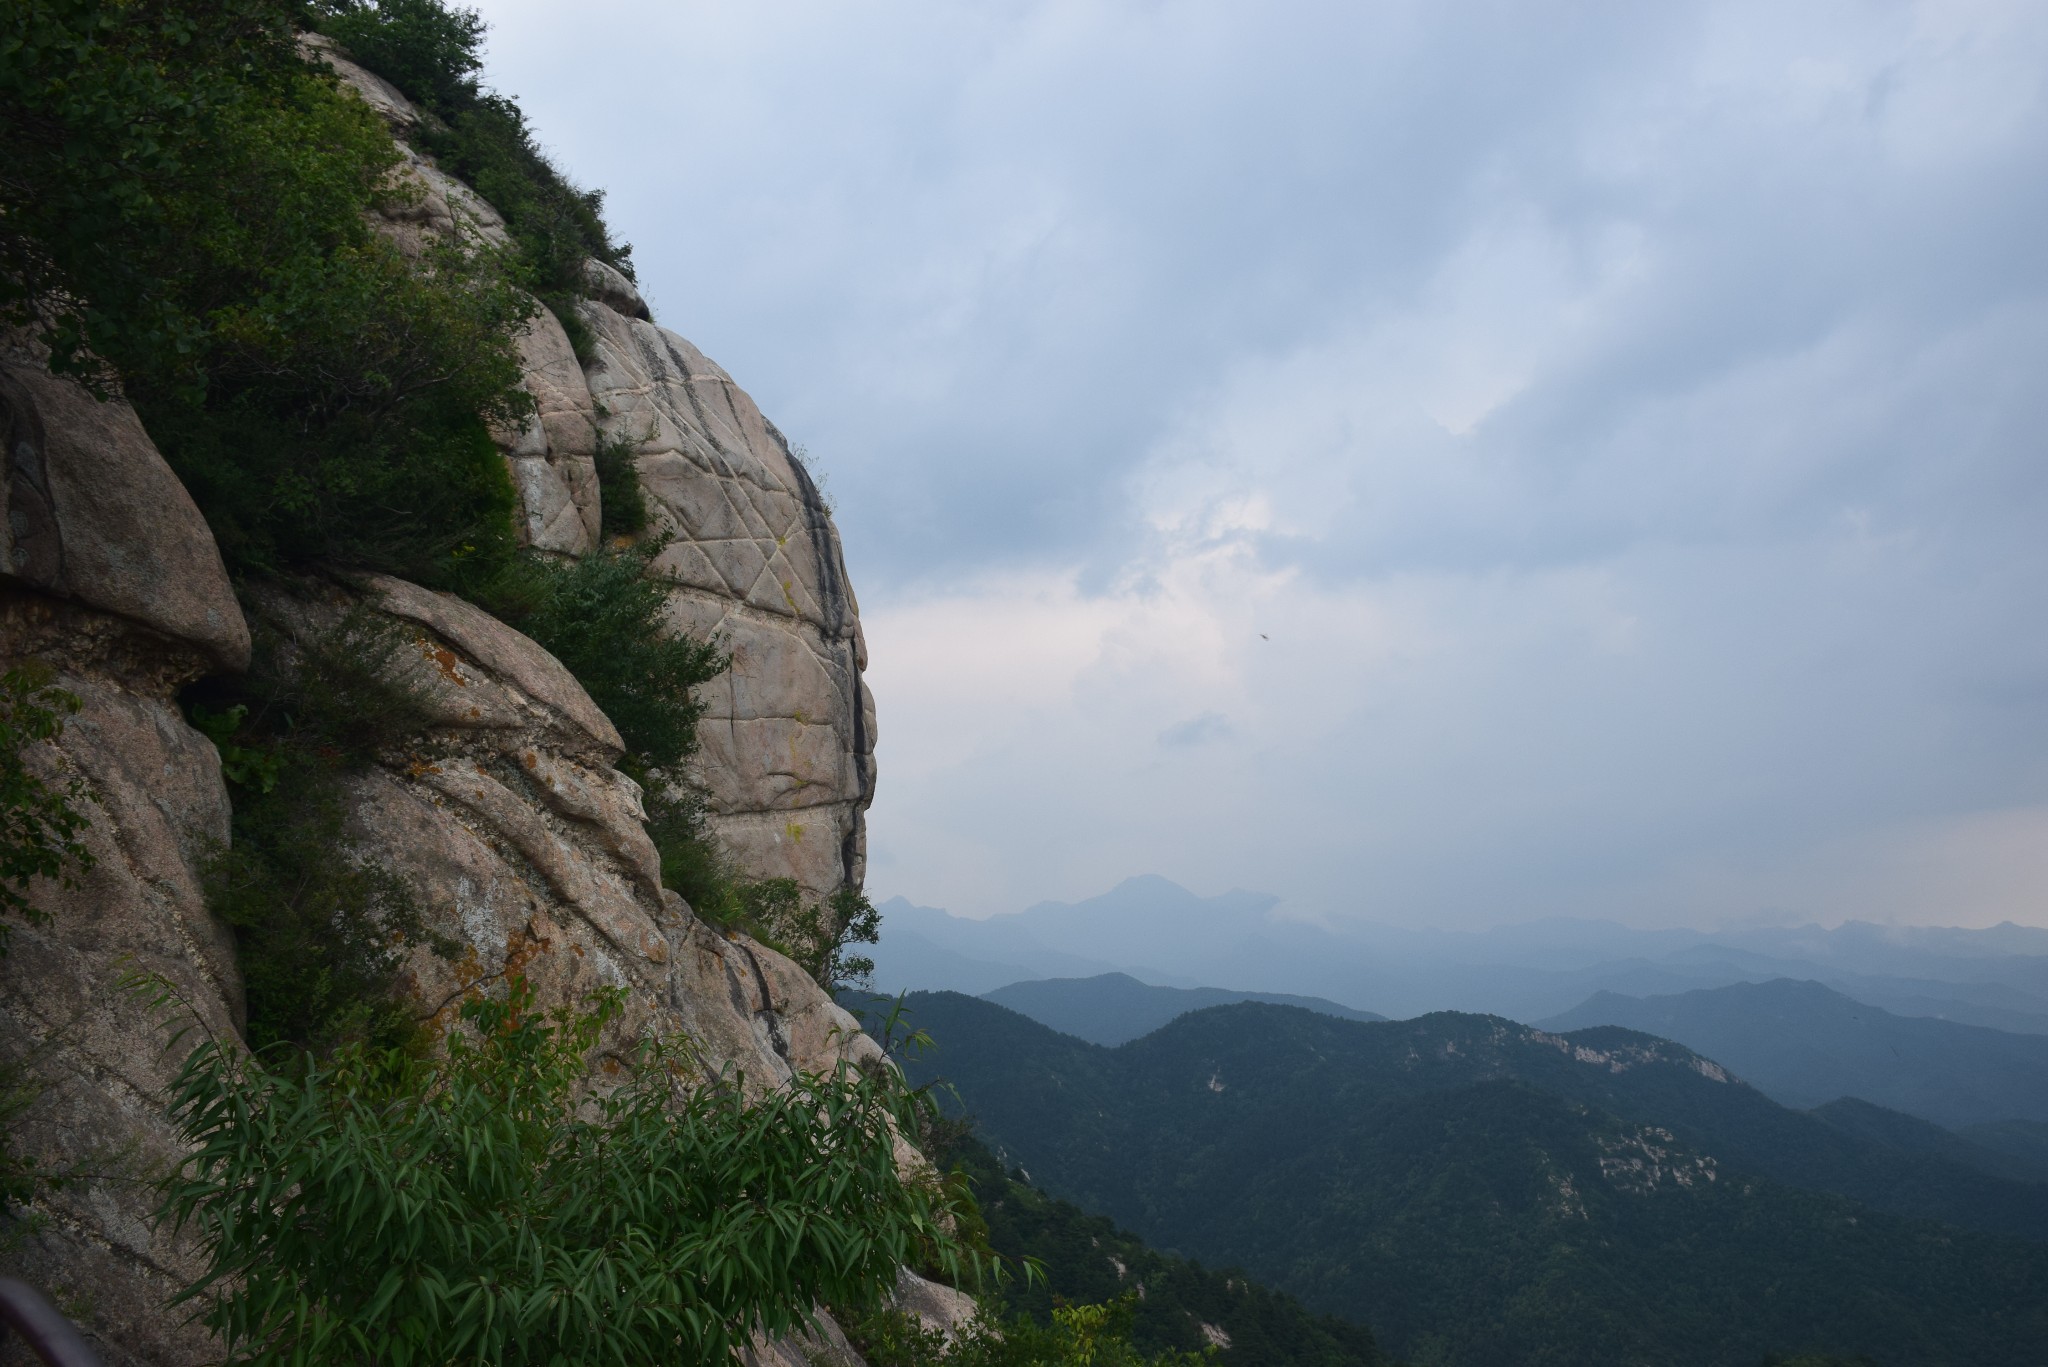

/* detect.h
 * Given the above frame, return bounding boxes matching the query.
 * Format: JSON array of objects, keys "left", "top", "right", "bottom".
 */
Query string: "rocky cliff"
[
  {"left": 312, "top": 38, "right": 874, "bottom": 906},
  {"left": 0, "top": 41, "right": 920, "bottom": 1367}
]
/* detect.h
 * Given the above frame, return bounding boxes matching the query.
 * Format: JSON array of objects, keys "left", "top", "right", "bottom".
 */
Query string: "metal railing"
[{"left": 0, "top": 1278, "right": 104, "bottom": 1367}]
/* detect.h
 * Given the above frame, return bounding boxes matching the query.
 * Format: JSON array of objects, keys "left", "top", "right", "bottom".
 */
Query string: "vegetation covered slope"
[
  {"left": 926, "top": 1129, "right": 1389, "bottom": 1367},
  {"left": 892, "top": 993, "right": 2048, "bottom": 1367}
]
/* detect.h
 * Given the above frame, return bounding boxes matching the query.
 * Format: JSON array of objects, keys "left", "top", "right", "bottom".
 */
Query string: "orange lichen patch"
[
  {"left": 404, "top": 758, "right": 443, "bottom": 779},
  {"left": 502, "top": 925, "right": 552, "bottom": 979},
  {"left": 415, "top": 637, "right": 467, "bottom": 685}
]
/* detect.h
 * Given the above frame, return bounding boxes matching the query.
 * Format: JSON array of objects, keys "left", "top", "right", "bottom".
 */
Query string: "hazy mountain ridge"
[
  {"left": 869, "top": 876, "right": 2048, "bottom": 1031},
  {"left": 1540, "top": 978, "right": 2048, "bottom": 1128},
  {"left": 982, "top": 973, "right": 1385, "bottom": 1046},
  {"left": 881, "top": 992, "right": 2048, "bottom": 1367}
]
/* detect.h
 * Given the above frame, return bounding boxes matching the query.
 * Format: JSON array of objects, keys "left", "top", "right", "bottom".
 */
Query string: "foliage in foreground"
[
  {"left": 0, "top": 662, "right": 94, "bottom": 949},
  {"left": 155, "top": 975, "right": 977, "bottom": 1367}
]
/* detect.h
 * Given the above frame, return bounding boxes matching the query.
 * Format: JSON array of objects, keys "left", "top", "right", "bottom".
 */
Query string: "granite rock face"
[
  {"left": 0, "top": 44, "right": 896, "bottom": 1363},
  {"left": 578, "top": 308, "right": 875, "bottom": 899},
  {"left": 0, "top": 360, "right": 890, "bottom": 1353},
  {"left": 0, "top": 352, "right": 250, "bottom": 674},
  {"left": 311, "top": 40, "right": 876, "bottom": 897},
  {"left": 0, "top": 359, "right": 248, "bottom": 1367},
  {"left": 244, "top": 572, "right": 886, "bottom": 1097}
]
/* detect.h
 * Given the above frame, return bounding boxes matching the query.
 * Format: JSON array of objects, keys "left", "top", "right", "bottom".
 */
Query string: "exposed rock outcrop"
[
  {"left": 578, "top": 309, "right": 875, "bottom": 900},
  {"left": 0, "top": 355, "right": 246, "bottom": 1367},
  {"left": 0, "top": 352, "right": 249, "bottom": 675},
  {"left": 0, "top": 40, "right": 903, "bottom": 1365},
  {"left": 243, "top": 571, "right": 886, "bottom": 1097},
  {"left": 313, "top": 40, "right": 876, "bottom": 902}
]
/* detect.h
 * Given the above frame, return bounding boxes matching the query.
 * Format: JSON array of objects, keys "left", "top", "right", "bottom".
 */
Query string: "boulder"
[
  {"left": 581, "top": 258, "right": 650, "bottom": 322},
  {"left": 300, "top": 33, "right": 420, "bottom": 136},
  {"left": 893, "top": 1269, "right": 980, "bottom": 1344},
  {"left": 0, "top": 357, "right": 249, "bottom": 673},
  {"left": 248, "top": 577, "right": 879, "bottom": 1100}
]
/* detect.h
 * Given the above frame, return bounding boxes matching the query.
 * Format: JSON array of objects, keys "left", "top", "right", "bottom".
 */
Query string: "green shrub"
[
  {"left": 673, "top": 858, "right": 881, "bottom": 993},
  {"left": 472, "top": 540, "right": 726, "bottom": 774},
  {"left": 313, "top": 0, "right": 634, "bottom": 359},
  {"left": 185, "top": 608, "right": 452, "bottom": 1055},
  {"left": 0, "top": 662, "right": 95, "bottom": 949},
  {"left": 2, "top": 0, "right": 536, "bottom": 586},
  {"left": 155, "top": 974, "right": 981, "bottom": 1367},
  {"left": 1, "top": 0, "right": 302, "bottom": 383},
  {"left": 311, "top": 0, "right": 482, "bottom": 110},
  {"left": 203, "top": 757, "right": 445, "bottom": 1058},
  {"left": 593, "top": 427, "right": 648, "bottom": 539}
]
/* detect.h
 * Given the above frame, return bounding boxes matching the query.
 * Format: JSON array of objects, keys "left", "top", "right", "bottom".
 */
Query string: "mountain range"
[
  {"left": 982, "top": 973, "right": 1385, "bottom": 1046},
  {"left": 869, "top": 875, "right": 2048, "bottom": 1032},
  {"left": 878, "top": 992, "right": 2048, "bottom": 1367},
  {"left": 1540, "top": 977, "right": 2048, "bottom": 1129}
]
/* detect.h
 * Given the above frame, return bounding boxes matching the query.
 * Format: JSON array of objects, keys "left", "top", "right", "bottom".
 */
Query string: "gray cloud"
[
  {"left": 1159, "top": 713, "right": 1233, "bottom": 749},
  {"left": 472, "top": 0, "right": 2048, "bottom": 927}
]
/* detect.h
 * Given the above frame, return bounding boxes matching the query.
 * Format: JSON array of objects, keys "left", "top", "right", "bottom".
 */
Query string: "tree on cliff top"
[{"left": 1, "top": 0, "right": 532, "bottom": 584}]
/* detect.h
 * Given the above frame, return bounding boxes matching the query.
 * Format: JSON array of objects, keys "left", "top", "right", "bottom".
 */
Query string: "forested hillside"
[{"left": 891, "top": 992, "right": 2048, "bottom": 1367}]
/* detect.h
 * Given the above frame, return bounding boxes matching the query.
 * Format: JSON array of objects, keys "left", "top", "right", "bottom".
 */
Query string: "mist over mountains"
[
  {"left": 869, "top": 874, "right": 2048, "bottom": 1031},
  {"left": 984, "top": 973, "right": 1385, "bottom": 1047}
]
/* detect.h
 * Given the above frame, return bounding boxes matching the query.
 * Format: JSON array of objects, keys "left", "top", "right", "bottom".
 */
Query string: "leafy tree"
[
  {"left": 485, "top": 539, "right": 726, "bottom": 776},
  {"left": 312, "top": 0, "right": 633, "bottom": 357},
  {"left": 0, "top": 662, "right": 94, "bottom": 949},
  {"left": 2, "top": 0, "right": 535, "bottom": 585},
  {"left": 692, "top": 875, "right": 882, "bottom": 994},
  {"left": 155, "top": 974, "right": 980, "bottom": 1367},
  {"left": 313, "top": 0, "right": 484, "bottom": 111}
]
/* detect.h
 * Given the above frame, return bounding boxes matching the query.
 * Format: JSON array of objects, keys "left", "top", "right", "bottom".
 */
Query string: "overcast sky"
[{"left": 469, "top": 0, "right": 2048, "bottom": 929}]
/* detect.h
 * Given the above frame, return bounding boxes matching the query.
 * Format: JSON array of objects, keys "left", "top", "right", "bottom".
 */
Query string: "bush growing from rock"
[
  {"left": 154, "top": 974, "right": 978, "bottom": 1367},
  {"left": 0, "top": 662, "right": 94, "bottom": 948},
  {"left": 2, "top": 0, "right": 535, "bottom": 585}
]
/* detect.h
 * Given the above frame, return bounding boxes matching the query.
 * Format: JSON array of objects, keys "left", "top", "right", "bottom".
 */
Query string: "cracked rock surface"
[{"left": 311, "top": 41, "right": 877, "bottom": 900}]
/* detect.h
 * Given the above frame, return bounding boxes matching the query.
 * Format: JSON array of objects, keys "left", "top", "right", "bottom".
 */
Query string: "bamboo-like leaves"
[{"left": 157, "top": 975, "right": 978, "bottom": 1365}]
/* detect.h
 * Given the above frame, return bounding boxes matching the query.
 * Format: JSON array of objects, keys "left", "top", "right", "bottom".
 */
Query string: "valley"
[{"left": 872, "top": 991, "right": 2048, "bottom": 1366}]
